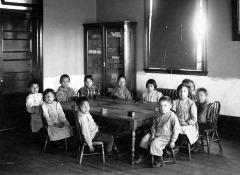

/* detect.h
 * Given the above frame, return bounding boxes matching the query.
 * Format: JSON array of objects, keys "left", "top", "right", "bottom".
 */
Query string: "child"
[
  {"left": 26, "top": 80, "right": 43, "bottom": 133},
  {"left": 142, "top": 79, "right": 163, "bottom": 103},
  {"left": 135, "top": 96, "right": 180, "bottom": 168},
  {"left": 173, "top": 84, "right": 198, "bottom": 147},
  {"left": 78, "top": 75, "right": 100, "bottom": 98},
  {"left": 111, "top": 75, "right": 132, "bottom": 100},
  {"left": 42, "top": 89, "right": 72, "bottom": 141},
  {"left": 56, "top": 74, "right": 75, "bottom": 103},
  {"left": 76, "top": 97, "right": 114, "bottom": 154},
  {"left": 182, "top": 79, "right": 196, "bottom": 101},
  {"left": 196, "top": 88, "right": 210, "bottom": 133}
]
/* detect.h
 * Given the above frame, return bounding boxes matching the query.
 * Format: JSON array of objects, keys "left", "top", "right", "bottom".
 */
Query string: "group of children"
[{"left": 26, "top": 74, "right": 211, "bottom": 168}]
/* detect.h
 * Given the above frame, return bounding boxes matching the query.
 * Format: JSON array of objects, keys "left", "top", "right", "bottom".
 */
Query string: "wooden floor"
[{"left": 0, "top": 129, "right": 240, "bottom": 175}]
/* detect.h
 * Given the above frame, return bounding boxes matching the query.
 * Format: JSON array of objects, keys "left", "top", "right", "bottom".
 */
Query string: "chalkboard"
[{"left": 145, "top": 0, "right": 207, "bottom": 75}]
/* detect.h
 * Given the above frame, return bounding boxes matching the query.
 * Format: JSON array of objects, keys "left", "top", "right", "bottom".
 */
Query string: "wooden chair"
[
  {"left": 177, "top": 134, "right": 195, "bottom": 161},
  {"left": 199, "top": 101, "right": 222, "bottom": 154},
  {"left": 40, "top": 110, "right": 68, "bottom": 152},
  {"left": 151, "top": 146, "right": 176, "bottom": 164},
  {"left": 72, "top": 105, "right": 105, "bottom": 165}
]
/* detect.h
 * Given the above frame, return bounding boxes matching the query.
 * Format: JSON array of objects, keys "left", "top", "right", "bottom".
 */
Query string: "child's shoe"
[
  {"left": 135, "top": 155, "right": 144, "bottom": 164},
  {"left": 152, "top": 156, "right": 165, "bottom": 168}
]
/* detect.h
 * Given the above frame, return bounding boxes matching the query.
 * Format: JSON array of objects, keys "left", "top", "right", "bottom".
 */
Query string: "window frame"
[{"left": 144, "top": 0, "right": 208, "bottom": 76}]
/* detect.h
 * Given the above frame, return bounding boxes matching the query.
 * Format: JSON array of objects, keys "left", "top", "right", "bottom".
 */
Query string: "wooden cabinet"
[{"left": 83, "top": 21, "right": 137, "bottom": 96}]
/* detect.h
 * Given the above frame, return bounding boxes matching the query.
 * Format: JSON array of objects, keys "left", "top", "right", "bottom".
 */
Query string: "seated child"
[
  {"left": 76, "top": 97, "right": 114, "bottom": 154},
  {"left": 135, "top": 96, "right": 180, "bottom": 168},
  {"left": 111, "top": 75, "right": 132, "bottom": 100},
  {"left": 182, "top": 79, "right": 196, "bottom": 101},
  {"left": 26, "top": 80, "right": 43, "bottom": 133},
  {"left": 42, "top": 89, "right": 72, "bottom": 141},
  {"left": 142, "top": 79, "right": 163, "bottom": 103},
  {"left": 173, "top": 84, "right": 198, "bottom": 146},
  {"left": 78, "top": 75, "right": 100, "bottom": 98},
  {"left": 196, "top": 88, "right": 210, "bottom": 133},
  {"left": 56, "top": 74, "right": 75, "bottom": 103}
]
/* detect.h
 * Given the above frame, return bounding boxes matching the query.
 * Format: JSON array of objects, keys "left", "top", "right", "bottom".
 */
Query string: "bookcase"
[{"left": 83, "top": 21, "right": 137, "bottom": 96}]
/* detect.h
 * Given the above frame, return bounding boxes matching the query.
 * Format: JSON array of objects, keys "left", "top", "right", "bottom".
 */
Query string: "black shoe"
[
  {"left": 152, "top": 156, "right": 165, "bottom": 168},
  {"left": 135, "top": 155, "right": 144, "bottom": 164}
]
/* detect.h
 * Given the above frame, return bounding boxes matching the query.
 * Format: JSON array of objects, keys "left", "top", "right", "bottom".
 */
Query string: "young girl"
[
  {"left": 26, "top": 80, "right": 43, "bottom": 133},
  {"left": 111, "top": 75, "right": 132, "bottom": 100},
  {"left": 78, "top": 75, "right": 100, "bottom": 98},
  {"left": 196, "top": 88, "right": 210, "bottom": 133},
  {"left": 173, "top": 84, "right": 198, "bottom": 146},
  {"left": 142, "top": 79, "right": 163, "bottom": 103},
  {"left": 182, "top": 79, "right": 196, "bottom": 101},
  {"left": 56, "top": 74, "right": 75, "bottom": 103},
  {"left": 76, "top": 97, "right": 114, "bottom": 154},
  {"left": 42, "top": 89, "right": 72, "bottom": 141},
  {"left": 135, "top": 96, "right": 180, "bottom": 168}
]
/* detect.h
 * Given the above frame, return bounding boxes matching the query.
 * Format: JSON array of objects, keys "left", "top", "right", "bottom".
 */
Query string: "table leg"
[{"left": 131, "top": 130, "right": 136, "bottom": 165}]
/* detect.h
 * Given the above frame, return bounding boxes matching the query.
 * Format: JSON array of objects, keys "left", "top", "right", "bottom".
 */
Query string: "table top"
[{"left": 61, "top": 97, "right": 158, "bottom": 123}]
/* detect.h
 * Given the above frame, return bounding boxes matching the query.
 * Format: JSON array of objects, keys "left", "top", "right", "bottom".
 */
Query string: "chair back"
[
  {"left": 206, "top": 101, "right": 221, "bottom": 129},
  {"left": 156, "top": 88, "right": 178, "bottom": 100},
  {"left": 72, "top": 105, "right": 84, "bottom": 144}
]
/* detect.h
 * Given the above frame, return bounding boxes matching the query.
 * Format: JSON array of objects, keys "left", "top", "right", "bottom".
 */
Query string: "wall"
[
  {"left": 43, "top": 0, "right": 96, "bottom": 91},
  {"left": 97, "top": 0, "right": 240, "bottom": 117}
]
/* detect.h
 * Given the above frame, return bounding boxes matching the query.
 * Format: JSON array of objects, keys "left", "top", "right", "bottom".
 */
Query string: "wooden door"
[{"left": 0, "top": 9, "right": 42, "bottom": 129}]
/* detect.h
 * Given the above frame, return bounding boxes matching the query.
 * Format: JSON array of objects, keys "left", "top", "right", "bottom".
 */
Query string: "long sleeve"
[
  {"left": 56, "top": 102, "right": 66, "bottom": 122},
  {"left": 170, "top": 115, "right": 180, "bottom": 143},
  {"left": 26, "top": 95, "right": 42, "bottom": 114},
  {"left": 150, "top": 118, "right": 156, "bottom": 135},
  {"left": 125, "top": 88, "right": 132, "bottom": 100},
  {"left": 42, "top": 105, "right": 54, "bottom": 126},
  {"left": 79, "top": 117, "right": 92, "bottom": 147},
  {"left": 188, "top": 102, "right": 197, "bottom": 125}
]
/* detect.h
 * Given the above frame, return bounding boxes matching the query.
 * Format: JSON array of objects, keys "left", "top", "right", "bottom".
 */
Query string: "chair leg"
[
  {"left": 187, "top": 142, "right": 191, "bottom": 161},
  {"left": 151, "top": 155, "right": 154, "bottom": 165},
  {"left": 43, "top": 138, "right": 48, "bottom": 152},
  {"left": 171, "top": 149, "right": 176, "bottom": 164},
  {"left": 215, "top": 130, "right": 223, "bottom": 153},
  {"left": 64, "top": 139, "right": 68, "bottom": 152},
  {"left": 101, "top": 144, "right": 105, "bottom": 164},
  {"left": 206, "top": 133, "right": 210, "bottom": 155},
  {"left": 79, "top": 145, "right": 84, "bottom": 165}
]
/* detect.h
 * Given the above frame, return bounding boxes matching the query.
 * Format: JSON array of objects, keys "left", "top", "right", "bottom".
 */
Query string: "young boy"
[
  {"left": 78, "top": 75, "right": 100, "bottom": 98},
  {"left": 26, "top": 80, "right": 43, "bottom": 133},
  {"left": 135, "top": 96, "right": 180, "bottom": 168},
  {"left": 196, "top": 88, "right": 210, "bottom": 133},
  {"left": 112, "top": 75, "right": 132, "bottom": 100},
  {"left": 76, "top": 97, "right": 114, "bottom": 154},
  {"left": 56, "top": 74, "right": 75, "bottom": 103}
]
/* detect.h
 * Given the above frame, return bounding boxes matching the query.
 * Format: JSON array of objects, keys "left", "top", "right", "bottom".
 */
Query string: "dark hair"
[
  {"left": 76, "top": 96, "right": 89, "bottom": 106},
  {"left": 117, "top": 74, "right": 126, "bottom": 82},
  {"left": 28, "top": 79, "right": 40, "bottom": 88},
  {"left": 60, "top": 74, "right": 70, "bottom": 83},
  {"left": 84, "top": 75, "right": 94, "bottom": 82},
  {"left": 196, "top": 87, "right": 208, "bottom": 95},
  {"left": 177, "top": 83, "right": 190, "bottom": 97},
  {"left": 159, "top": 96, "right": 173, "bottom": 105},
  {"left": 146, "top": 79, "right": 157, "bottom": 89},
  {"left": 43, "top": 88, "right": 56, "bottom": 102},
  {"left": 182, "top": 79, "right": 195, "bottom": 90}
]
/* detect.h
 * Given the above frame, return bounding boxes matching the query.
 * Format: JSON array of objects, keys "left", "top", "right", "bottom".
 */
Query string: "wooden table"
[{"left": 61, "top": 98, "right": 158, "bottom": 164}]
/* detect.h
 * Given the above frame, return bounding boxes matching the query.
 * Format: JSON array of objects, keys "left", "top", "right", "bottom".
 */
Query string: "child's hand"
[
  {"left": 58, "top": 122, "right": 65, "bottom": 128},
  {"left": 89, "top": 145, "right": 94, "bottom": 152},
  {"left": 181, "top": 121, "right": 189, "bottom": 126},
  {"left": 170, "top": 141, "right": 175, "bottom": 149}
]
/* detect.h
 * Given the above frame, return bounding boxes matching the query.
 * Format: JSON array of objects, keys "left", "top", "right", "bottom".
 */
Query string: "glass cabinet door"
[
  {"left": 105, "top": 27, "right": 124, "bottom": 93},
  {"left": 86, "top": 29, "right": 103, "bottom": 94}
]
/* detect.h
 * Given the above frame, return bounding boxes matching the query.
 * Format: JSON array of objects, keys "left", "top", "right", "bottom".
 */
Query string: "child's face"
[
  {"left": 29, "top": 84, "right": 39, "bottom": 94},
  {"left": 147, "top": 84, "right": 155, "bottom": 92},
  {"left": 159, "top": 101, "right": 171, "bottom": 114},
  {"left": 85, "top": 78, "right": 93, "bottom": 88},
  {"left": 187, "top": 82, "right": 195, "bottom": 94},
  {"left": 44, "top": 92, "right": 55, "bottom": 104},
  {"left": 79, "top": 101, "right": 90, "bottom": 114},
  {"left": 197, "top": 91, "right": 207, "bottom": 103},
  {"left": 61, "top": 77, "right": 70, "bottom": 88},
  {"left": 118, "top": 77, "right": 126, "bottom": 88},
  {"left": 179, "top": 86, "right": 189, "bottom": 100}
]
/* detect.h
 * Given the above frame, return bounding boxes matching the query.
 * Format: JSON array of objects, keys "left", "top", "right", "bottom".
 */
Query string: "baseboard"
[{"left": 218, "top": 115, "right": 240, "bottom": 140}]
